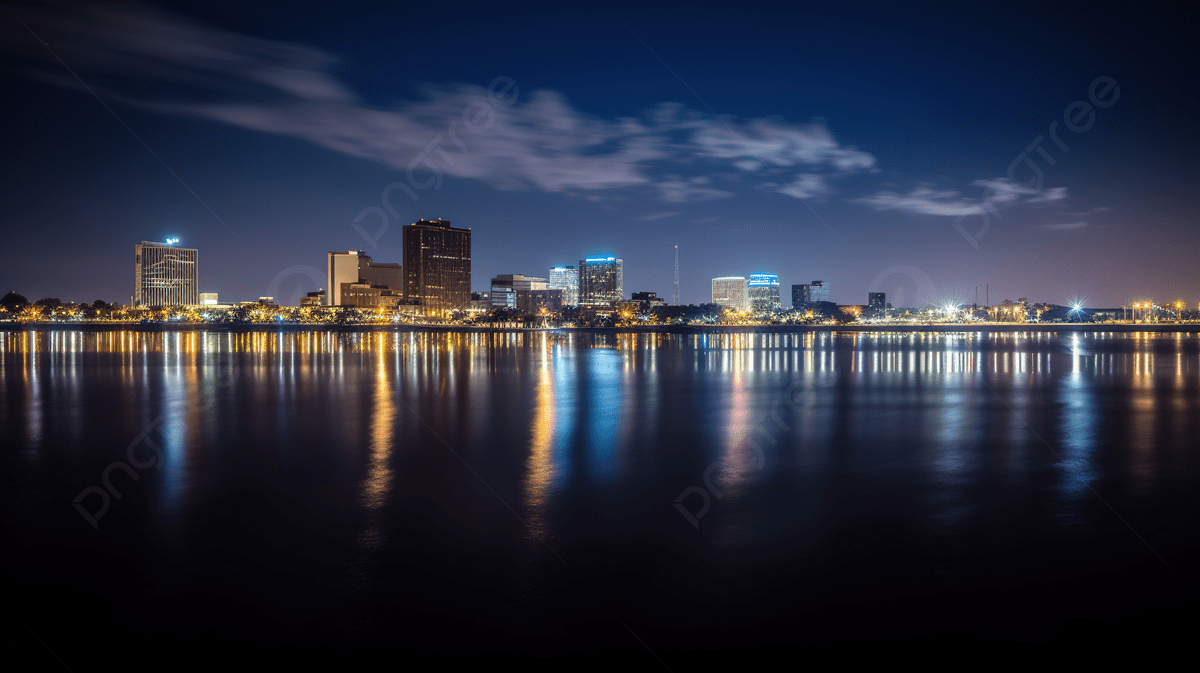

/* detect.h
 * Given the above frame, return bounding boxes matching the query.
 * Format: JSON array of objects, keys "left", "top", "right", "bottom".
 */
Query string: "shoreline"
[{"left": 3, "top": 322, "right": 1199, "bottom": 334}]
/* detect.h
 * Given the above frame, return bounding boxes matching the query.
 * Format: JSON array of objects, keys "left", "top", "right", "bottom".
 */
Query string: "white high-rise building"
[
  {"left": 711, "top": 276, "right": 748, "bottom": 311},
  {"left": 549, "top": 265, "right": 578, "bottom": 306},
  {"left": 134, "top": 240, "right": 198, "bottom": 307}
]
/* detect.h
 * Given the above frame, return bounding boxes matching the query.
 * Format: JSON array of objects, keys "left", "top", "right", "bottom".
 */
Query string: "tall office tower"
[
  {"left": 578, "top": 257, "right": 623, "bottom": 307},
  {"left": 868, "top": 292, "right": 886, "bottom": 311},
  {"left": 711, "top": 276, "right": 748, "bottom": 311},
  {"left": 327, "top": 250, "right": 367, "bottom": 306},
  {"left": 747, "top": 273, "right": 782, "bottom": 313},
  {"left": 673, "top": 245, "right": 679, "bottom": 306},
  {"left": 791, "top": 284, "right": 812, "bottom": 309},
  {"left": 134, "top": 240, "right": 198, "bottom": 307},
  {"left": 549, "top": 265, "right": 579, "bottom": 306},
  {"left": 402, "top": 218, "right": 472, "bottom": 314}
]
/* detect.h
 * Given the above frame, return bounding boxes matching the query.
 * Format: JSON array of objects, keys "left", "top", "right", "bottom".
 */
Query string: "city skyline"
[
  {"left": 4, "top": 4, "right": 1199, "bottom": 666},
  {"left": 2, "top": 4, "right": 1197, "bottom": 309}
]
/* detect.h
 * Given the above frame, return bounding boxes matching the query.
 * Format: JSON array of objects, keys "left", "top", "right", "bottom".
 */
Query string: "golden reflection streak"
[
  {"left": 361, "top": 336, "right": 396, "bottom": 517},
  {"left": 716, "top": 353, "right": 756, "bottom": 500},
  {"left": 522, "top": 354, "right": 556, "bottom": 540}
]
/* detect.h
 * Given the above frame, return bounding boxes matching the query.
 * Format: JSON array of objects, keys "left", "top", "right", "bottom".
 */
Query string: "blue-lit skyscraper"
[
  {"left": 747, "top": 273, "right": 781, "bottom": 313},
  {"left": 579, "top": 257, "right": 623, "bottom": 307}
]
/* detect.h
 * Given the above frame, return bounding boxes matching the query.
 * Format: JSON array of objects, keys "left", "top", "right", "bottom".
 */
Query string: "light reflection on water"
[
  {"left": 3, "top": 327, "right": 1200, "bottom": 650},
  {"left": 3, "top": 330, "right": 1199, "bottom": 512}
]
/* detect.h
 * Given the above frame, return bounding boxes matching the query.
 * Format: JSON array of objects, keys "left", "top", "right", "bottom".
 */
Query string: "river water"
[{"left": 2, "top": 328, "right": 1197, "bottom": 665}]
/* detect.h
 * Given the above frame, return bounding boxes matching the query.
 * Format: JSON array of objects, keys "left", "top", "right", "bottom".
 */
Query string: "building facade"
[
  {"left": 868, "top": 292, "right": 886, "bottom": 313},
  {"left": 520, "top": 289, "right": 563, "bottom": 315},
  {"left": 340, "top": 282, "right": 404, "bottom": 309},
  {"left": 403, "top": 218, "right": 472, "bottom": 314},
  {"left": 549, "top": 265, "right": 579, "bottom": 307},
  {"left": 327, "top": 251, "right": 404, "bottom": 307},
  {"left": 359, "top": 261, "right": 403, "bottom": 292},
  {"left": 326, "top": 250, "right": 366, "bottom": 306},
  {"left": 490, "top": 275, "right": 558, "bottom": 314},
  {"left": 791, "top": 284, "right": 810, "bottom": 309},
  {"left": 792, "top": 280, "right": 830, "bottom": 308},
  {"left": 489, "top": 274, "right": 548, "bottom": 310},
  {"left": 578, "top": 257, "right": 623, "bottom": 307},
  {"left": 747, "top": 273, "right": 781, "bottom": 313},
  {"left": 134, "top": 240, "right": 198, "bottom": 307},
  {"left": 630, "top": 291, "right": 665, "bottom": 307},
  {"left": 810, "top": 280, "right": 830, "bottom": 303},
  {"left": 712, "top": 277, "right": 748, "bottom": 311}
]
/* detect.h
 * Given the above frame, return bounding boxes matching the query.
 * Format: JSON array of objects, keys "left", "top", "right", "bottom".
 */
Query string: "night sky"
[{"left": 2, "top": 1, "right": 1197, "bottom": 308}]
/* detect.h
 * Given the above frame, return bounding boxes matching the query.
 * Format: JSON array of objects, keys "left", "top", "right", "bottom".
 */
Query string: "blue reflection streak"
[
  {"left": 585, "top": 349, "right": 622, "bottom": 484},
  {"left": 552, "top": 342, "right": 576, "bottom": 486},
  {"left": 1056, "top": 335, "right": 1098, "bottom": 512}
]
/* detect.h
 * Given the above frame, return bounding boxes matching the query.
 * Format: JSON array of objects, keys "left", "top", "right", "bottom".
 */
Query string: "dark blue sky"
[{"left": 2, "top": 1, "right": 1197, "bottom": 307}]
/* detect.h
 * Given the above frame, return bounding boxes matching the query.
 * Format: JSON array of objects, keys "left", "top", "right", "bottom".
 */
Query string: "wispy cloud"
[
  {"left": 13, "top": 6, "right": 878, "bottom": 204},
  {"left": 1039, "top": 222, "right": 1089, "bottom": 230},
  {"left": 1055, "top": 207, "right": 1109, "bottom": 217},
  {"left": 638, "top": 211, "right": 680, "bottom": 221},
  {"left": 775, "top": 173, "right": 830, "bottom": 199},
  {"left": 854, "top": 178, "right": 1068, "bottom": 217}
]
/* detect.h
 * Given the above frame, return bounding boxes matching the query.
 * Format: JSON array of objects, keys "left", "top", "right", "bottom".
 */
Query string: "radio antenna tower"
[{"left": 673, "top": 245, "right": 680, "bottom": 305}]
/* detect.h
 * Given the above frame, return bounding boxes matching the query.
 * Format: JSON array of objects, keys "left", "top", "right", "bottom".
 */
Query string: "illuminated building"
[
  {"left": 327, "top": 250, "right": 365, "bottom": 306},
  {"left": 340, "top": 282, "right": 404, "bottom": 309},
  {"left": 134, "top": 240, "right": 198, "bottom": 307},
  {"left": 792, "top": 280, "right": 830, "bottom": 308},
  {"left": 630, "top": 291, "right": 665, "bottom": 307},
  {"left": 578, "top": 257, "right": 623, "bottom": 307},
  {"left": 402, "top": 218, "right": 472, "bottom": 313},
  {"left": 868, "top": 292, "right": 888, "bottom": 314},
  {"left": 712, "top": 277, "right": 748, "bottom": 311},
  {"left": 520, "top": 289, "right": 562, "bottom": 315},
  {"left": 549, "top": 265, "right": 579, "bottom": 306},
  {"left": 747, "top": 273, "right": 781, "bottom": 313},
  {"left": 490, "top": 275, "right": 549, "bottom": 310},
  {"left": 791, "top": 284, "right": 811, "bottom": 309},
  {"left": 327, "top": 251, "right": 403, "bottom": 306}
]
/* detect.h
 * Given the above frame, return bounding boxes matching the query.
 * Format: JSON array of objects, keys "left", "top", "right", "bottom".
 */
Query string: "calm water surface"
[{"left": 3, "top": 328, "right": 1198, "bottom": 663}]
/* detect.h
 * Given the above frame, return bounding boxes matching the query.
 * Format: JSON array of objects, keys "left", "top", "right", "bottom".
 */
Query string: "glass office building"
[
  {"left": 578, "top": 257, "right": 623, "bottom": 307},
  {"left": 549, "top": 265, "right": 579, "bottom": 307}
]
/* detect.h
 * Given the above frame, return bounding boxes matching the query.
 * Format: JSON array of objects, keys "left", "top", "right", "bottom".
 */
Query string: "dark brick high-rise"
[{"left": 402, "top": 218, "right": 471, "bottom": 314}]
